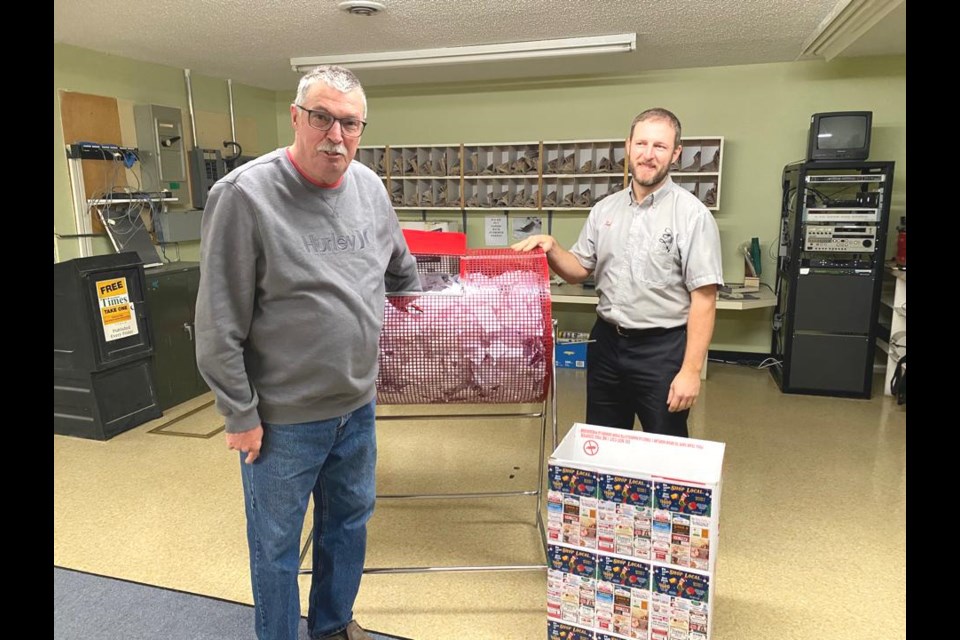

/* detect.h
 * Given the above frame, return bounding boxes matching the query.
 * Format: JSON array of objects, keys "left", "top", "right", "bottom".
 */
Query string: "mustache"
[{"left": 315, "top": 141, "right": 348, "bottom": 156}]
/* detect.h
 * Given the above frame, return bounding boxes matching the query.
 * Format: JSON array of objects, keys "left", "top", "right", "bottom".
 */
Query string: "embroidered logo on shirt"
[
  {"left": 301, "top": 227, "right": 372, "bottom": 254},
  {"left": 658, "top": 227, "right": 674, "bottom": 253}
]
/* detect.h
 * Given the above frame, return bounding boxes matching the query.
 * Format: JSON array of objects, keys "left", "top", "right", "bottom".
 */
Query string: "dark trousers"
[{"left": 586, "top": 317, "right": 689, "bottom": 437}]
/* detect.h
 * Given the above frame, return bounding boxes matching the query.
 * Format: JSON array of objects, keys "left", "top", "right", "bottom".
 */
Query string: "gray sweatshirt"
[{"left": 195, "top": 149, "right": 420, "bottom": 433}]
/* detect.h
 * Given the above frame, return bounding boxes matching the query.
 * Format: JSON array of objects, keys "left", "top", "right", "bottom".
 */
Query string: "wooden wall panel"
[{"left": 59, "top": 91, "right": 127, "bottom": 233}]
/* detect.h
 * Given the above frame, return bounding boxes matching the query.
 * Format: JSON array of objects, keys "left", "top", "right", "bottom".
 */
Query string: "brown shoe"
[
  {"left": 575, "top": 188, "right": 592, "bottom": 206},
  {"left": 542, "top": 190, "right": 558, "bottom": 207},
  {"left": 579, "top": 160, "right": 594, "bottom": 173},
  {"left": 562, "top": 192, "right": 576, "bottom": 207},
  {"left": 597, "top": 157, "right": 611, "bottom": 172},
  {"left": 700, "top": 149, "right": 720, "bottom": 172},
  {"left": 319, "top": 620, "right": 373, "bottom": 640},
  {"left": 559, "top": 154, "right": 576, "bottom": 174},
  {"left": 545, "top": 158, "right": 560, "bottom": 174},
  {"left": 495, "top": 161, "right": 512, "bottom": 175}
]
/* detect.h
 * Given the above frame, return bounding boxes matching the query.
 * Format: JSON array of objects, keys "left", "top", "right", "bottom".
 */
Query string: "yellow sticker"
[{"left": 96, "top": 277, "right": 127, "bottom": 299}]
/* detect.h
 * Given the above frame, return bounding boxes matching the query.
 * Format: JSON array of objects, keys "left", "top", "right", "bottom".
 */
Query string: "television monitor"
[{"left": 806, "top": 111, "right": 873, "bottom": 162}]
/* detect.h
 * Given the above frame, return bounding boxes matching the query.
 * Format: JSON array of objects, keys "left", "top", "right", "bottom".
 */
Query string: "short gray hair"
[
  {"left": 629, "top": 108, "right": 682, "bottom": 148},
  {"left": 295, "top": 65, "right": 367, "bottom": 118}
]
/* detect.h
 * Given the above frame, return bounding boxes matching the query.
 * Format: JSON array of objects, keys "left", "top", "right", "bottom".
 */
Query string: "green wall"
[
  {"left": 53, "top": 45, "right": 904, "bottom": 354},
  {"left": 275, "top": 55, "right": 905, "bottom": 351},
  {"left": 53, "top": 43, "right": 279, "bottom": 262}
]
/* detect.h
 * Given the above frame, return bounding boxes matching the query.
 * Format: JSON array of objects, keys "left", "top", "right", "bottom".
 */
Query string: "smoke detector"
[{"left": 338, "top": 1, "right": 385, "bottom": 16}]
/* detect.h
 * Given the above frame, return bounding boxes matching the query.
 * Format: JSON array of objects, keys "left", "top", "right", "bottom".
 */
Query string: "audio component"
[
  {"left": 805, "top": 257, "right": 874, "bottom": 270},
  {"left": 804, "top": 224, "right": 877, "bottom": 252},
  {"left": 805, "top": 208, "right": 880, "bottom": 222},
  {"left": 806, "top": 174, "right": 885, "bottom": 184}
]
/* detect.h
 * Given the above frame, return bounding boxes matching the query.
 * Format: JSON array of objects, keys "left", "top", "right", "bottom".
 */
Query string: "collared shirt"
[{"left": 570, "top": 177, "right": 723, "bottom": 330}]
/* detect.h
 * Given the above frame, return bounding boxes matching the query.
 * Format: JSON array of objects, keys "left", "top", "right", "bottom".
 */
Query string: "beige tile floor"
[{"left": 53, "top": 365, "right": 906, "bottom": 640}]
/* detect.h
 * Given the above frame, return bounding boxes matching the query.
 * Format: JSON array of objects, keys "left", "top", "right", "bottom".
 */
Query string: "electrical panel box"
[
  {"left": 134, "top": 104, "right": 188, "bottom": 206},
  {"left": 188, "top": 147, "right": 226, "bottom": 209},
  {"left": 154, "top": 209, "right": 203, "bottom": 242}
]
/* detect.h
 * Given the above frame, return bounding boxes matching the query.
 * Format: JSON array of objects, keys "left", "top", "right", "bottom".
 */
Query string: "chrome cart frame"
[{"left": 299, "top": 320, "right": 559, "bottom": 576}]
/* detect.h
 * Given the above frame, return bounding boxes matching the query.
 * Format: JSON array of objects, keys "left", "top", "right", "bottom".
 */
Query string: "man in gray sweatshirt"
[{"left": 195, "top": 65, "right": 419, "bottom": 640}]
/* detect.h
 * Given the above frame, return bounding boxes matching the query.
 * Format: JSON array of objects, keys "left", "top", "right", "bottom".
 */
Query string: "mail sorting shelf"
[{"left": 300, "top": 235, "right": 558, "bottom": 575}]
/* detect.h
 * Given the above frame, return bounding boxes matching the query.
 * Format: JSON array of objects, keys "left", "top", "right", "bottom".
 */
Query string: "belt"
[{"left": 599, "top": 317, "right": 686, "bottom": 338}]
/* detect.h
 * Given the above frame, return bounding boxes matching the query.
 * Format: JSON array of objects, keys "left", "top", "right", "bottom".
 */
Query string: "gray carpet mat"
[{"left": 54, "top": 566, "right": 412, "bottom": 640}]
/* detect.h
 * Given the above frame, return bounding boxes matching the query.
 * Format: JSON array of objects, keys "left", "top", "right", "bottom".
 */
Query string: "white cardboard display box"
[{"left": 546, "top": 423, "right": 725, "bottom": 640}]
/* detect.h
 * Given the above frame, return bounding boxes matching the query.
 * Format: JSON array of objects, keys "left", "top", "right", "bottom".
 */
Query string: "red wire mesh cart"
[{"left": 368, "top": 230, "right": 557, "bottom": 574}]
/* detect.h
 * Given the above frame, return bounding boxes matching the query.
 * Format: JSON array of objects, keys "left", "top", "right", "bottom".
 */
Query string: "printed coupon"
[
  {"left": 600, "top": 474, "right": 652, "bottom": 507},
  {"left": 549, "top": 545, "right": 597, "bottom": 579},
  {"left": 653, "top": 566, "right": 710, "bottom": 604},
  {"left": 548, "top": 619, "right": 594, "bottom": 640},
  {"left": 654, "top": 483, "right": 712, "bottom": 517},
  {"left": 550, "top": 465, "right": 599, "bottom": 498},
  {"left": 599, "top": 555, "right": 650, "bottom": 590}
]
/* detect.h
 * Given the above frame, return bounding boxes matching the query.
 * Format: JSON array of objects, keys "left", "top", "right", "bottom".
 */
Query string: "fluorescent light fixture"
[
  {"left": 291, "top": 33, "right": 636, "bottom": 72},
  {"left": 798, "top": 0, "right": 903, "bottom": 60}
]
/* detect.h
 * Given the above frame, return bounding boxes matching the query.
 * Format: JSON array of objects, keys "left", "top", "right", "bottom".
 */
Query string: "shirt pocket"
[{"left": 637, "top": 235, "right": 678, "bottom": 286}]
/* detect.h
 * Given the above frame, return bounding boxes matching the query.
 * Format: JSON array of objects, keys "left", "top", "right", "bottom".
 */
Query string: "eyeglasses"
[{"left": 295, "top": 105, "right": 367, "bottom": 137}]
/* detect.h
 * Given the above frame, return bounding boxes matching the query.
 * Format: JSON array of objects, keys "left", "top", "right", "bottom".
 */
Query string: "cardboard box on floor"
[{"left": 546, "top": 423, "right": 725, "bottom": 640}]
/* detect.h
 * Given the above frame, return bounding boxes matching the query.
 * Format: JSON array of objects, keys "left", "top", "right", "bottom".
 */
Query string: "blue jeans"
[{"left": 239, "top": 400, "right": 377, "bottom": 640}]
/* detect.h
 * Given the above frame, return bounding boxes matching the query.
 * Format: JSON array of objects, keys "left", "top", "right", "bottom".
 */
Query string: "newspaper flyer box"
[{"left": 547, "top": 423, "right": 725, "bottom": 640}]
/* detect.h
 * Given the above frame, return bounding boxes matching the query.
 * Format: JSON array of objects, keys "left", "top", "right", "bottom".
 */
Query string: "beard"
[{"left": 631, "top": 160, "right": 671, "bottom": 189}]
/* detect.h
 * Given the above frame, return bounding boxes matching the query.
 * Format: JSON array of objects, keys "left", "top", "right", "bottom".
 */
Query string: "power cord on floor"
[
  {"left": 756, "top": 357, "right": 782, "bottom": 370},
  {"left": 706, "top": 355, "right": 782, "bottom": 370}
]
